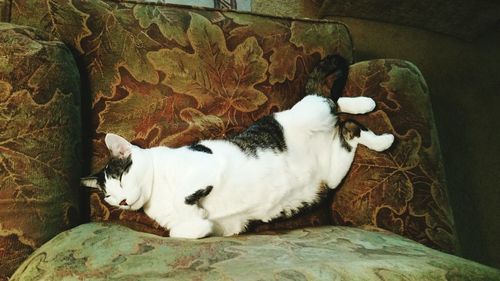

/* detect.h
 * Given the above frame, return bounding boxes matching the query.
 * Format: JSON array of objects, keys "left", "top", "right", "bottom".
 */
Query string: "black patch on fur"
[
  {"left": 189, "top": 143, "right": 213, "bottom": 154},
  {"left": 185, "top": 186, "right": 213, "bottom": 205},
  {"left": 105, "top": 155, "right": 133, "bottom": 179},
  {"left": 337, "top": 119, "right": 368, "bottom": 152},
  {"left": 229, "top": 115, "right": 286, "bottom": 157}
]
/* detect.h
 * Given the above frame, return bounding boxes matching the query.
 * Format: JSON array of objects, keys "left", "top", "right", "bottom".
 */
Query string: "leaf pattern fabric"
[
  {"left": 11, "top": 223, "right": 500, "bottom": 281},
  {"left": 0, "top": 23, "right": 82, "bottom": 280},
  {"left": 9, "top": 1, "right": 353, "bottom": 161},
  {"left": 7, "top": 0, "right": 457, "bottom": 258}
]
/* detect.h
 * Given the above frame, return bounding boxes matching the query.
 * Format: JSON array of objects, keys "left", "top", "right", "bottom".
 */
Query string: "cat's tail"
[
  {"left": 305, "top": 54, "right": 350, "bottom": 102},
  {"left": 328, "top": 55, "right": 349, "bottom": 102}
]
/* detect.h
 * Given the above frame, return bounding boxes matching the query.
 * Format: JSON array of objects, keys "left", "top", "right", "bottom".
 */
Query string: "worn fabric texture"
[
  {"left": 11, "top": 223, "right": 500, "bottom": 281},
  {"left": 0, "top": 23, "right": 82, "bottom": 281}
]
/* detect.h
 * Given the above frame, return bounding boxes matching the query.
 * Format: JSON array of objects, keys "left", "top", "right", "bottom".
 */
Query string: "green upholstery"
[{"left": 11, "top": 223, "right": 500, "bottom": 280}]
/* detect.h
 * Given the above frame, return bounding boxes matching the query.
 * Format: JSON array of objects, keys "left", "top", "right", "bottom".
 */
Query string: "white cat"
[{"left": 82, "top": 94, "right": 394, "bottom": 239}]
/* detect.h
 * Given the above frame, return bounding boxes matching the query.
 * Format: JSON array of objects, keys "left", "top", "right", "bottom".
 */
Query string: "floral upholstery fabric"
[
  {"left": 0, "top": 23, "right": 82, "bottom": 280},
  {"left": 7, "top": 0, "right": 459, "bottom": 255},
  {"left": 9, "top": 0, "right": 352, "bottom": 169},
  {"left": 11, "top": 223, "right": 500, "bottom": 281}
]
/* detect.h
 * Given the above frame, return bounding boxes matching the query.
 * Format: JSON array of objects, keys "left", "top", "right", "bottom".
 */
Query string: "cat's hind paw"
[{"left": 371, "top": 133, "right": 395, "bottom": 152}]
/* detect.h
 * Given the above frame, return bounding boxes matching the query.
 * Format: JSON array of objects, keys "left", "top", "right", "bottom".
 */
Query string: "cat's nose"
[{"left": 119, "top": 199, "right": 128, "bottom": 206}]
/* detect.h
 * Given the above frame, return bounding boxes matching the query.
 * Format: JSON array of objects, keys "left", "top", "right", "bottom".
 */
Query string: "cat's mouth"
[
  {"left": 104, "top": 197, "right": 134, "bottom": 210},
  {"left": 117, "top": 203, "right": 132, "bottom": 210},
  {"left": 117, "top": 198, "right": 140, "bottom": 210},
  {"left": 118, "top": 199, "right": 132, "bottom": 210}
]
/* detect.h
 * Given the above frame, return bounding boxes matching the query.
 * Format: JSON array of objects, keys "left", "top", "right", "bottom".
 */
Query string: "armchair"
[{"left": 1, "top": 1, "right": 499, "bottom": 280}]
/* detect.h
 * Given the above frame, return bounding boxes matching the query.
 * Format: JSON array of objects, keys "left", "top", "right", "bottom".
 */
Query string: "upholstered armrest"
[
  {"left": 332, "top": 59, "right": 458, "bottom": 253},
  {"left": 0, "top": 23, "right": 82, "bottom": 279}
]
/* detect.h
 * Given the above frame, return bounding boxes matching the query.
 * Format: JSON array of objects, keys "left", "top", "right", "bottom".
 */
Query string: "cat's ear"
[
  {"left": 81, "top": 176, "right": 100, "bottom": 189},
  {"left": 105, "top": 133, "right": 132, "bottom": 158}
]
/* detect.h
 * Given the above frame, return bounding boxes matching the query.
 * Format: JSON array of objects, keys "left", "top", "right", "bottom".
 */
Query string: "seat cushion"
[{"left": 11, "top": 223, "right": 500, "bottom": 280}]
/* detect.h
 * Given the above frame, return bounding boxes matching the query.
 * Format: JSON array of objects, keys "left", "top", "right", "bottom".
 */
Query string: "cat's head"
[{"left": 81, "top": 133, "right": 151, "bottom": 210}]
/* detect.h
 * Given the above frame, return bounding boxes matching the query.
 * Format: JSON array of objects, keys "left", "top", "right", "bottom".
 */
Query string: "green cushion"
[{"left": 11, "top": 223, "right": 500, "bottom": 280}]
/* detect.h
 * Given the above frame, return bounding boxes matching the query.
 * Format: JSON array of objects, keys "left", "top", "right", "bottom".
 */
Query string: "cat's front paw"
[{"left": 170, "top": 219, "right": 214, "bottom": 239}]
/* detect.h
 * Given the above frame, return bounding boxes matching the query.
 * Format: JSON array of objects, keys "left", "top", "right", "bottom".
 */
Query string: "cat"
[{"left": 81, "top": 55, "right": 394, "bottom": 239}]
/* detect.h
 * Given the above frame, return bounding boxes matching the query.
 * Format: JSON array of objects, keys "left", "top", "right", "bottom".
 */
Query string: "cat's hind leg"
[
  {"left": 341, "top": 120, "right": 394, "bottom": 152},
  {"left": 337, "top": 97, "right": 376, "bottom": 114},
  {"left": 325, "top": 120, "right": 394, "bottom": 190}
]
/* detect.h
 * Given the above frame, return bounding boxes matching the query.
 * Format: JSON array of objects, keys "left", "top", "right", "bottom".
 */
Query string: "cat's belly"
[
  {"left": 201, "top": 149, "right": 325, "bottom": 236},
  {"left": 205, "top": 180, "right": 323, "bottom": 236}
]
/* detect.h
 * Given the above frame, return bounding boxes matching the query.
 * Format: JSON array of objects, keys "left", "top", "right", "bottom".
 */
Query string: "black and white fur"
[{"left": 82, "top": 56, "right": 394, "bottom": 239}]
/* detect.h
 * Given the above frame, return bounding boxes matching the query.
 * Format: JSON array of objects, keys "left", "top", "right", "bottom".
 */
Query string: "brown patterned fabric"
[{"left": 0, "top": 23, "right": 82, "bottom": 280}]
